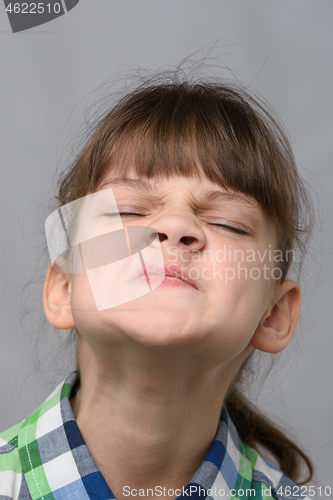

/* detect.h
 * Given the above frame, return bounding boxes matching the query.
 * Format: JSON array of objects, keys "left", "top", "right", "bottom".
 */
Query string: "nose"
[
  {"left": 158, "top": 233, "right": 196, "bottom": 246},
  {"left": 153, "top": 212, "right": 206, "bottom": 253}
]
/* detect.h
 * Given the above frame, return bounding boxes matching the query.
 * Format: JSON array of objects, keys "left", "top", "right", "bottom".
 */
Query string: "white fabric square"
[
  {"left": 43, "top": 450, "right": 81, "bottom": 490},
  {"left": 36, "top": 402, "right": 63, "bottom": 440},
  {"left": 0, "top": 436, "right": 8, "bottom": 447},
  {"left": 0, "top": 470, "right": 22, "bottom": 500},
  {"left": 210, "top": 469, "right": 230, "bottom": 497}
]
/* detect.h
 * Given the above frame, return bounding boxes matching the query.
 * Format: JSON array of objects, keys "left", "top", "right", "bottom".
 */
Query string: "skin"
[{"left": 43, "top": 171, "right": 301, "bottom": 500}]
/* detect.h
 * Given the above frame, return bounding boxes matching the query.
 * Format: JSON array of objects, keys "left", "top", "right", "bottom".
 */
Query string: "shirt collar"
[{"left": 17, "top": 371, "right": 283, "bottom": 500}]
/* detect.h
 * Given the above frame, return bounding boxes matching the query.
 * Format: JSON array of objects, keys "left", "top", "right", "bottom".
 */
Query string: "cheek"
[
  {"left": 70, "top": 272, "right": 97, "bottom": 316},
  {"left": 206, "top": 238, "right": 278, "bottom": 303},
  {"left": 206, "top": 261, "right": 272, "bottom": 349},
  {"left": 70, "top": 273, "right": 118, "bottom": 347}
]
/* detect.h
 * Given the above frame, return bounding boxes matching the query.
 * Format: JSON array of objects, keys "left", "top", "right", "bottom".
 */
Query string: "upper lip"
[{"left": 139, "top": 264, "right": 199, "bottom": 289}]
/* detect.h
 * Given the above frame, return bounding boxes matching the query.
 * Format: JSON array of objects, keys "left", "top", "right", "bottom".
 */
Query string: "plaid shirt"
[{"left": 0, "top": 372, "right": 309, "bottom": 500}]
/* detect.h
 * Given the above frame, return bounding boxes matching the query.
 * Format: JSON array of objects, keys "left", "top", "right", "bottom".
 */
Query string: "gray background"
[{"left": 0, "top": 0, "right": 332, "bottom": 491}]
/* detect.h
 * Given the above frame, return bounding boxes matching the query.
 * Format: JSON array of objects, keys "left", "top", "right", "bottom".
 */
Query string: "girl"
[{"left": 0, "top": 73, "right": 315, "bottom": 500}]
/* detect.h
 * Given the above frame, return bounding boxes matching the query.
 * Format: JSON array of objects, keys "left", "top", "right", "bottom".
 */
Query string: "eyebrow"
[
  {"left": 100, "top": 177, "right": 156, "bottom": 192},
  {"left": 200, "top": 189, "right": 257, "bottom": 208},
  {"left": 100, "top": 177, "right": 260, "bottom": 211}
]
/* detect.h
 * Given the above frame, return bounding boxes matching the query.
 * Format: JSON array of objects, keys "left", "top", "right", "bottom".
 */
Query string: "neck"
[{"left": 71, "top": 335, "right": 241, "bottom": 500}]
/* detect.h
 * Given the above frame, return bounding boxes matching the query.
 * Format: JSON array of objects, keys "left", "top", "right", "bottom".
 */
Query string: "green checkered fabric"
[{"left": 0, "top": 372, "right": 310, "bottom": 500}]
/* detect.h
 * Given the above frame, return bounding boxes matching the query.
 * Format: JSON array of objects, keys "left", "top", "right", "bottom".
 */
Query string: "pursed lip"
[{"left": 138, "top": 264, "right": 199, "bottom": 290}]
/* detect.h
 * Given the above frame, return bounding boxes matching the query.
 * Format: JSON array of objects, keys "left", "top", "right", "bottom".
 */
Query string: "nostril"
[
  {"left": 158, "top": 233, "right": 168, "bottom": 243},
  {"left": 181, "top": 236, "right": 196, "bottom": 245}
]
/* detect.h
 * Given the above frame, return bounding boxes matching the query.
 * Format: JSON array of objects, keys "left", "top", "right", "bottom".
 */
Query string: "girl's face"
[{"left": 68, "top": 170, "right": 280, "bottom": 366}]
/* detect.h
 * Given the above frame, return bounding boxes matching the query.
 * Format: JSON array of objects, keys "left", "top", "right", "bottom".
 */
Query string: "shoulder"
[{"left": 0, "top": 421, "right": 27, "bottom": 499}]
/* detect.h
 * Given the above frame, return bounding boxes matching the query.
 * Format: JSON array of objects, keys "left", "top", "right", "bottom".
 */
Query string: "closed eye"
[
  {"left": 209, "top": 223, "right": 248, "bottom": 235},
  {"left": 103, "top": 212, "right": 145, "bottom": 217}
]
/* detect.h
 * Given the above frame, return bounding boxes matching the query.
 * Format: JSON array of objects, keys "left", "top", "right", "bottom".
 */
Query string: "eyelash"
[
  {"left": 103, "top": 212, "right": 144, "bottom": 218},
  {"left": 209, "top": 223, "right": 248, "bottom": 235},
  {"left": 104, "top": 212, "right": 248, "bottom": 236}
]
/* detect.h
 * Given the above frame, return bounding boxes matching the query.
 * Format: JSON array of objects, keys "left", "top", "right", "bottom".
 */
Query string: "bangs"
[{"left": 91, "top": 83, "right": 291, "bottom": 225}]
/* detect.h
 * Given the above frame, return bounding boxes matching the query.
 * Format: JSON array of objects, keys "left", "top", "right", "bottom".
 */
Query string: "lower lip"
[
  {"left": 159, "top": 276, "right": 196, "bottom": 288},
  {"left": 131, "top": 275, "right": 197, "bottom": 289}
]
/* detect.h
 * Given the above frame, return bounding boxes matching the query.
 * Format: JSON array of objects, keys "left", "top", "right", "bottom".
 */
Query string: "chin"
[
  {"left": 132, "top": 331, "right": 195, "bottom": 350},
  {"left": 121, "top": 309, "right": 198, "bottom": 349}
]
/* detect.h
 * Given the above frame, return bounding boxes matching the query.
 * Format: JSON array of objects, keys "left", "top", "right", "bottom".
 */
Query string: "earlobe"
[
  {"left": 250, "top": 280, "right": 301, "bottom": 354},
  {"left": 43, "top": 264, "right": 75, "bottom": 330}
]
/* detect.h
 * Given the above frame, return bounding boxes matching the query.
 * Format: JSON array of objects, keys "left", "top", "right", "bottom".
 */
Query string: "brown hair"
[{"left": 55, "top": 74, "right": 314, "bottom": 483}]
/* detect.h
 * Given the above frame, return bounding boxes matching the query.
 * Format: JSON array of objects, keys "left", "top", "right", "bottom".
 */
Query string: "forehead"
[{"left": 98, "top": 173, "right": 264, "bottom": 214}]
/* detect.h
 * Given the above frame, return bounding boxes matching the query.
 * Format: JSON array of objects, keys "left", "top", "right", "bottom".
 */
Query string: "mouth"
[{"left": 136, "top": 264, "right": 199, "bottom": 290}]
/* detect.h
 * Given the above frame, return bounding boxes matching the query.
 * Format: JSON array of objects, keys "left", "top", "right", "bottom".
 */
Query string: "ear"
[
  {"left": 250, "top": 280, "right": 301, "bottom": 353},
  {"left": 43, "top": 263, "right": 75, "bottom": 330}
]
